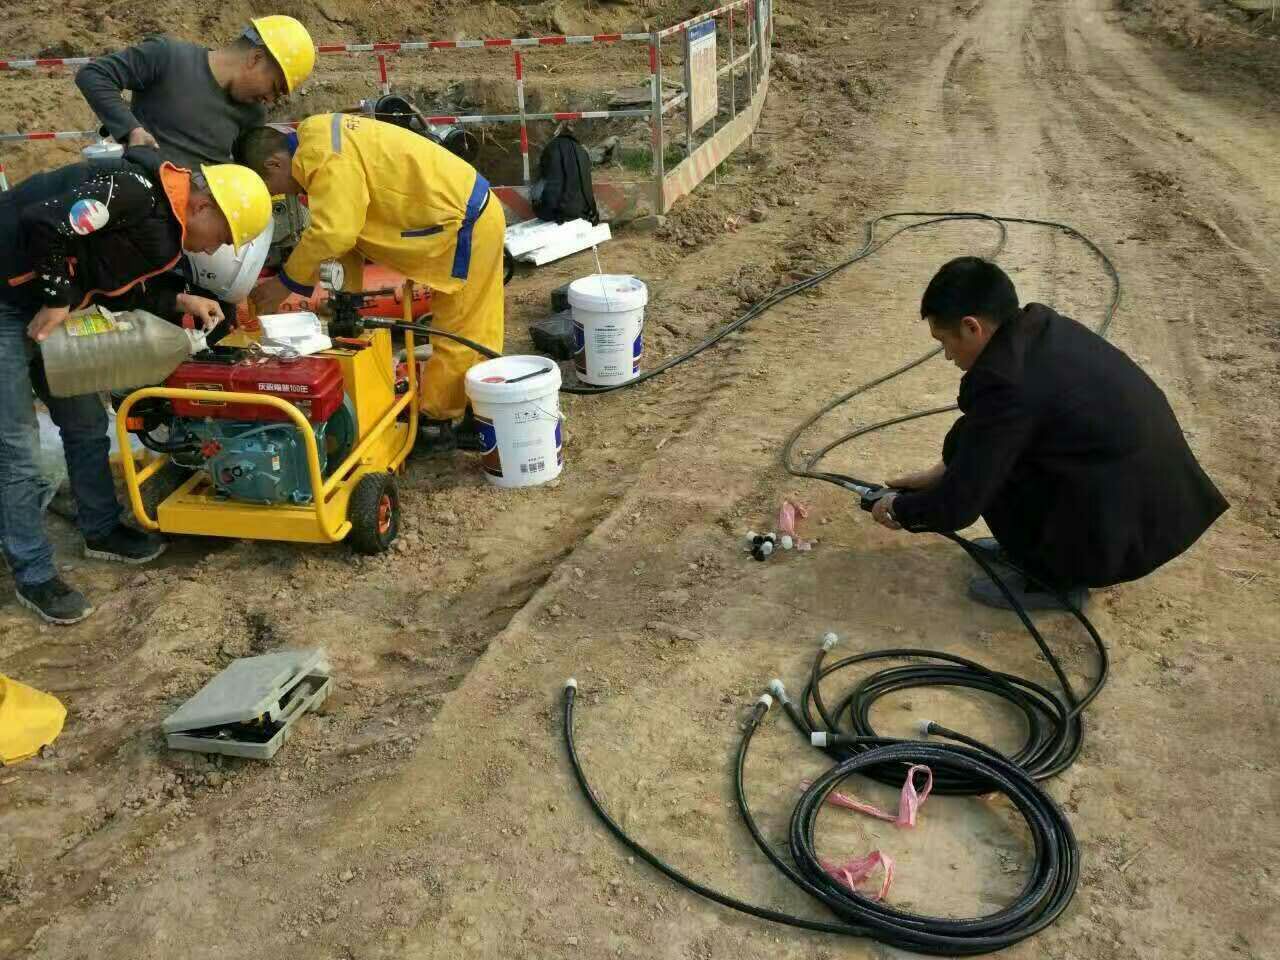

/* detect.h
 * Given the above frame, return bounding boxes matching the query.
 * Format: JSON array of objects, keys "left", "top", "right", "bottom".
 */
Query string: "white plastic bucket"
[
  {"left": 567, "top": 275, "right": 648, "bottom": 386},
  {"left": 465, "top": 356, "right": 564, "bottom": 489}
]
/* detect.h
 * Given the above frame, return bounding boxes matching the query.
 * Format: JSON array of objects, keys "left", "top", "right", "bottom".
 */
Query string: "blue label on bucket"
[
  {"left": 476, "top": 414, "right": 501, "bottom": 477},
  {"left": 573, "top": 320, "right": 587, "bottom": 374},
  {"left": 555, "top": 419, "right": 564, "bottom": 466},
  {"left": 632, "top": 327, "right": 643, "bottom": 374}
]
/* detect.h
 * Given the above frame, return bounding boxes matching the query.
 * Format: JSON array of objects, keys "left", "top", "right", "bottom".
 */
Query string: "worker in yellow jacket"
[{"left": 237, "top": 114, "right": 505, "bottom": 451}]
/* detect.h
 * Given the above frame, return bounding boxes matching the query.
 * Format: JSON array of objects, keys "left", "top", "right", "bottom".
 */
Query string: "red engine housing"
[{"left": 165, "top": 356, "right": 345, "bottom": 424}]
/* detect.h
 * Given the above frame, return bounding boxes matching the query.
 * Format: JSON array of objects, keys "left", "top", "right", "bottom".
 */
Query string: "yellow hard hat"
[
  {"left": 202, "top": 163, "right": 273, "bottom": 249},
  {"left": 0, "top": 673, "right": 66, "bottom": 765},
  {"left": 251, "top": 15, "right": 316, "bottom": 93}
]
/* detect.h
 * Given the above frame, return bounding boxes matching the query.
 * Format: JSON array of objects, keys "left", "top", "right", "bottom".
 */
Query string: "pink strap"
[
  {"left": 802, "top": 765, "right": 933, "bottom": 827},
  {"left": 820, "top": 851, "right": 895, "bottom": 901},
  {"left": 777, "top": 499, "right": 809, "bottom": 537}
]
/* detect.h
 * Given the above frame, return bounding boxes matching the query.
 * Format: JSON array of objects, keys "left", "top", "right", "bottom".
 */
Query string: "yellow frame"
[{"left": 115, "top": 284, "right": 419, "bottom": 545}]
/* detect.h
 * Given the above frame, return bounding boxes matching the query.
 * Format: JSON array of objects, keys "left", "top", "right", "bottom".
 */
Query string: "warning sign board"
[{"left": 686, "top": 20, "right": 718, "bottom": 132}]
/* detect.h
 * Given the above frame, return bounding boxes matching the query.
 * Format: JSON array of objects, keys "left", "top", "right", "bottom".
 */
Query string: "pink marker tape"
[{"left": 819, "top": 851, "right": 895, "bottom": 902}]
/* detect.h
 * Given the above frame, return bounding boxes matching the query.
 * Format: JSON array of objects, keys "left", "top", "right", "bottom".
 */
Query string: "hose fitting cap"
[
  {"left": 821, "top": 632, "right": 839, "bottom": 651},
  {"left": 918, "top": 718, "right": 934, "bottom": 736},
  {"left": 811, "top": 731, "right": 829, "bottom": 747},
  {"left": 768, "top": 678, "right": 788, "bottom": 701},
  {"left": 756, "top": 693, "right": 774, "bottom": 710},
  {"left": 565, "top": 677, "right": 578, "bottom": 691}
]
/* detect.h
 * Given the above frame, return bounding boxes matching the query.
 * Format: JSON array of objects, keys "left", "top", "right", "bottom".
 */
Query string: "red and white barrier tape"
[
  {"left": 0, "top": 129, "right": 98, "bottom": 143},
  {"left": 514, "top": 52, "right": 530, "bottom": 185},
  {"left": 316, "top": 34, "right": 648, "bottom": 53},
  {"left": 0, "top": 56, "right": 92, "bottom": 70},
  {"left": 657, "top": 0, "right": 753, "bottom": 40}
]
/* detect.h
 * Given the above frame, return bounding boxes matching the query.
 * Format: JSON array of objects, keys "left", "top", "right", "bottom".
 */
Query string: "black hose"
[
  {"left": 361, "top": 317, "right": 504, "bottom": 360},
  {"left": 564, "top": 682, "right": 1079, "bottom": 955}
]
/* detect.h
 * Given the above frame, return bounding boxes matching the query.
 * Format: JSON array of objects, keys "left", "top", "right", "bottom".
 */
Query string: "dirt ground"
[{"left": 3, "top": 0, "right": 1279, "bottom": 958}]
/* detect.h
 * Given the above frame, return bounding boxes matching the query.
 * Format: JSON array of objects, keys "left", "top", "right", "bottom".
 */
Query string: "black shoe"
[
  {"left": 16, "top": 577, "right": 93, "bottom": 625},
  {"left": 84, "top": 524, "right": 167, "bottom": 565},
  {"left": 968, "top": 537, "right": 1012, "bottom": 566},
  {"left": 418, "top": 417, "right": 459, "bottom": 454},
  {"left": 968, "top": 572, "right": 1089, "bottom": 613},
  {"left": 417, "top": 412, "right": 484, "bottom": 455}
]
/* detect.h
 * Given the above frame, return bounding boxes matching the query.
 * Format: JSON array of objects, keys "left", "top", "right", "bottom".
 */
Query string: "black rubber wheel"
[
  {"left": 347, "top": 472, "right": 400, "bottom": 555},
  {"left": 503, "top": 246, "right": 515, "bottom": 285}
]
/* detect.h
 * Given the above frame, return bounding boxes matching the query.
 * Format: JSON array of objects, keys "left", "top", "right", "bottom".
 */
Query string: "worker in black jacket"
[
  {"left": 1, "top": 149, "right": 271, "bottom": 625},
  {"left": 871, "top": 257, "right": 1227, "bottom": 612}
]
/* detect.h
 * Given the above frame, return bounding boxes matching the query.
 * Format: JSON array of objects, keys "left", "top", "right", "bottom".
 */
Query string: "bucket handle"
[
  {"left": 505, "top": 365, "right": 556, "bottom": 385},
  {"left": 533, "top": 402, "right": 565, "bottom": 424}
]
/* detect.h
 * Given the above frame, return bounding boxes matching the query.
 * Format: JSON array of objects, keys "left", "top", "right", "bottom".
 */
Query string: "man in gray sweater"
[
  {"left": 73, "top": 16, "right": 315, "bottom": 338},
  {"left": 75, "top": 15, "right": 315, "bottom": 169}
]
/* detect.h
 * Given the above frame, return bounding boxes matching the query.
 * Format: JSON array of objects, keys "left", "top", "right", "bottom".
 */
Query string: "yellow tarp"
[{"left": 0, "top": 673, "right": 66, "bottom": 765}]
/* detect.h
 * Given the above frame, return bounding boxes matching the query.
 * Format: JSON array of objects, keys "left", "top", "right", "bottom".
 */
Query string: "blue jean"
[{"left": 0, "top": 299, "right": 120, "bottom": 586}]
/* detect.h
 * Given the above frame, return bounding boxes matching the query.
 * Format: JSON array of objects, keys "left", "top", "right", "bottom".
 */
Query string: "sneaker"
[
  {"left": 84, "top": 524, "right": 167, "bottom": 565},
  {"left": 16, "top": 577, "right": 93, "bottom": 625},
  {"left": 968, "top": 572, "right": 1089, "bottom": 613}
]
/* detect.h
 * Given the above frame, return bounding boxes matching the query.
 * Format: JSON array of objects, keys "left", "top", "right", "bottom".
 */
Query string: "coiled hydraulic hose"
[{"left": 564, "top": 680, "right": 1079, "bottom": 955}]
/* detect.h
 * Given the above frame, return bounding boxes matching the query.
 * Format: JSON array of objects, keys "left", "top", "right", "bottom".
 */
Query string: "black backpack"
[{"left": 533, "top": 132, "right": 599, "bottom": 225}]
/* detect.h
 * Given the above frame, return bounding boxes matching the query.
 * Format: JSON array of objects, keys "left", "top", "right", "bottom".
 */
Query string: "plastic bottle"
[{"left": 41, "top": 307, "right": 207, "bottom": 398}]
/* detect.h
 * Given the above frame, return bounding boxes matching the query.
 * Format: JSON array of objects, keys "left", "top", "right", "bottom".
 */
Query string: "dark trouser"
[{"left": 0, "top": 299, "right": 120, "bottom": 586}]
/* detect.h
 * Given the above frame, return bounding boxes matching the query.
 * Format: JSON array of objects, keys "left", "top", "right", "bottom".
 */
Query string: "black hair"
[
  {"left": 920, "top": 257, "right": 1020, "bottom": 329},
  {"left": 233, "top": 127, "right": 290, "bottom": 173}
]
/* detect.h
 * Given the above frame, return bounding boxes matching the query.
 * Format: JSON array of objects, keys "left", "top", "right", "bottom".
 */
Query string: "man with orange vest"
[{"left": 0, "top": 150, "right": 271, "bottom": 624}]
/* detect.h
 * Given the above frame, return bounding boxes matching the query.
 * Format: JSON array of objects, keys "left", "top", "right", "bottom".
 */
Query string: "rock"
[
  {"left": 587, "top": 135, "right": 620, "bottom": 164},
  {"left": 775, "top": 52, "right": 807, "bottom": 82},
  {"left": 609, "top": 85, "right": 653, "bottom": 108},
  {"left": 646, "top": 621, "right": 702, "bottom": 643},
  {"left": 749, "top": 206, "right": 768, "bottom": 223},
  {"left": 339, "top": 869, "right": 355, "bottom": 883},
  {"left": 129, "top": 572, "right": 150, "bottom": 588},
  {"left": 316, "top": 0, "right": 349, "bottom": 23},
  {"left": 205, "top": 772, "right": 223, "bottom": 789},
  {"left": 630, "top": 214, "right": 667, "bottom": 233},
  {"left": 548, "top": 603, "right": 565, "bottom": 619},
  {"left": 566, "top": 936, "right": 580, "bottom": 947}
]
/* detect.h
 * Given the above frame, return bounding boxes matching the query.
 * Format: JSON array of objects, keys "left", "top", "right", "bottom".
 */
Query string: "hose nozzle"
[
  {"left": 821, "top": 632, "right": 840, "bottom": 651},
  {"left": 768, "top": 678, "right": 790, "bottom": 703},
  {"left": 565, "top": 677, "right": 579, "bottom": 691}
]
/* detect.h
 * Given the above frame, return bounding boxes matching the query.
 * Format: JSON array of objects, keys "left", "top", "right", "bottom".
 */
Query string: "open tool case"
[{"left": 162, "top": 650, "right": 331, "bottom": 759}]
